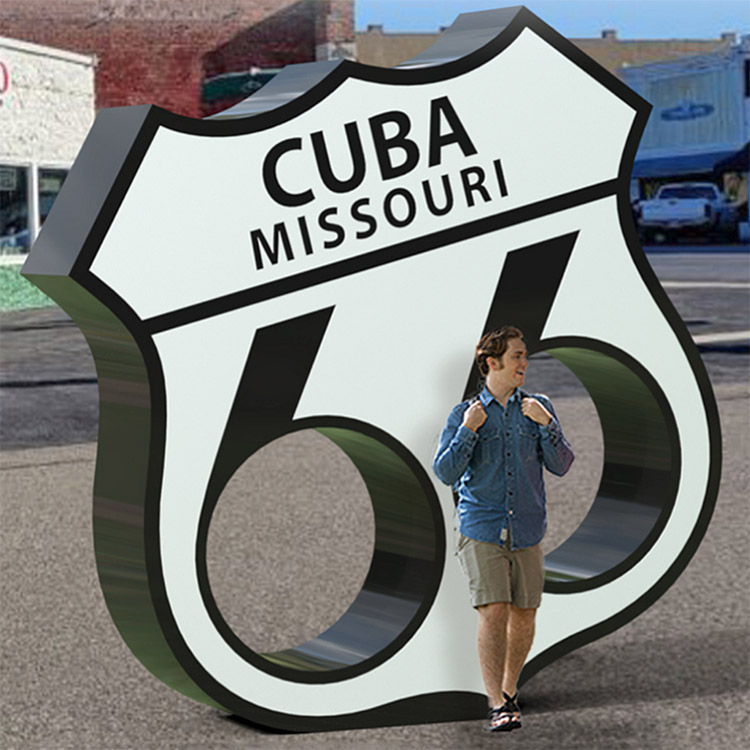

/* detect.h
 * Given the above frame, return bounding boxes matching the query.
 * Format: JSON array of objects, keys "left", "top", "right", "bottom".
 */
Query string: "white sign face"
[{"left": 22, "top": 6, "right": 720, "bottom": 732}]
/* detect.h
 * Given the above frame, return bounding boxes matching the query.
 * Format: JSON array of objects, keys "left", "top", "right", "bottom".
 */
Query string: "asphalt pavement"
[{"left": 1, "top": 250, "right": 748, "bottom": 749}]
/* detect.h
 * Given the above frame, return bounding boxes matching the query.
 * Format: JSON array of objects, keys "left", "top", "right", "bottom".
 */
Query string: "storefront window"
[
  {"left": 0, "top": 165, "right": 29, "bottom": 253},
  {"left": 39, "top": 168, "right": 68, "bottom": 225}
]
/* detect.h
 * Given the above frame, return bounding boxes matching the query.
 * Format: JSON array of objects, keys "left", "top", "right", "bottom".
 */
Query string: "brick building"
[
  {"left": 0, "top": 0, "right": 355, "bottom": 118},
  {"left": 356, "top": 24, "right": 737, "bottom": 78}
]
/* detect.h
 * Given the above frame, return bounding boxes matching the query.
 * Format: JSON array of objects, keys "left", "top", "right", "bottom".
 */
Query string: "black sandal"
[{"left": 484, "top": 691, "right": 522, "bottom": 732}]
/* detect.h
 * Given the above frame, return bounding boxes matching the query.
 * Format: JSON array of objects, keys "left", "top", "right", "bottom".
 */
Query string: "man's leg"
[
  {"left": 502, "top": 605, "right": 537, "bottom": 697},
  {"left": 476, "top": 601, "right": 510, "bottom": 707}
]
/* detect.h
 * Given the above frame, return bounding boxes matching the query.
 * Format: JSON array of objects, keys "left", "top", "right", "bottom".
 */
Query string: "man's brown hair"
[{"left": 475, "top": 325, "right": 524, "bottom": 377}]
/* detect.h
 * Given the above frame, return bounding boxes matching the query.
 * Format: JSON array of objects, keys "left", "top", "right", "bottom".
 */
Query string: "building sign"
[
  {"left": 22, "top": 6, "right": 719, "bottom": 732},
  {"left": 0, "top": 60, "right": 10, "bottom": 104},
  {"left": 660, "top": 100, "right": 715, "bottom": 121}
]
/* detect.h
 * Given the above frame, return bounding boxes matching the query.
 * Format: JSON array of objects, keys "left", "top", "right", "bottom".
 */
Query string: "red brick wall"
[
  {"left": 316, "top": 0, "right": 354, "bottom": 51},
  {"left": 1, "top": 0, "right": 354, "bottom": 118}
]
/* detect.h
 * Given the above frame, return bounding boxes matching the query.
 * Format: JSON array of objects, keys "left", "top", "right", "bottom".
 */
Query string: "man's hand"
[
  {"left": 462, "top": 400, "right": 487, "bottom": 432},
  {"left": 521, "top": 398, "right": 552, "bottom": 426}
]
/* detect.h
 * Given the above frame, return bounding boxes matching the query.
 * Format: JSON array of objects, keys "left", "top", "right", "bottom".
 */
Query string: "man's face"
[{"left": 489, "top": 337, "right": 528, "bottom": 389}]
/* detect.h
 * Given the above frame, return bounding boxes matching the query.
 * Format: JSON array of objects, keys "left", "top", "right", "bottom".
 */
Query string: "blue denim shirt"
[{"left": 433, "top": 386, "right": 574, "bottom": 550}]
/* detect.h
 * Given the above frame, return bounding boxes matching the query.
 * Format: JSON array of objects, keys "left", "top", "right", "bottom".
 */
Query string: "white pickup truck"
[{"left": 635, "top": 182, "right": 735, "bottom": 242}]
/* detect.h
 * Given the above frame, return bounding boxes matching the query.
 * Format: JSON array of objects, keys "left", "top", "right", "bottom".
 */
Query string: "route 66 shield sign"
[{"left": 22, "top": 5, "right": 720, "bottom": 732}]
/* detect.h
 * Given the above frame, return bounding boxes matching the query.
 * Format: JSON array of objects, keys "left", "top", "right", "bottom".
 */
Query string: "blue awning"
[
  {"left": 632, "top": 149, "right": 738, "bottom": 179},
  {"left": 714, "top": 142, "right": 750, "bottom": 174}
]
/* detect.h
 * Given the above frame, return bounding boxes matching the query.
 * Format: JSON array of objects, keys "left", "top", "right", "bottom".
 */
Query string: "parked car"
[{"left": 634, "top": 182, "right": 737, "bottom": 243}]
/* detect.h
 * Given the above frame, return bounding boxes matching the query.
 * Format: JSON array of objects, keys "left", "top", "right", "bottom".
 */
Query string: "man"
[{"left": 433, "top": 325, "right": 574, "bottom": 733}]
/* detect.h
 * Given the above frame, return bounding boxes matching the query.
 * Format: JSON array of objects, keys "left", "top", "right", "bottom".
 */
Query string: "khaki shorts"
[{"left": 456, "top": 531, "right": 544, "bottom": 609}]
